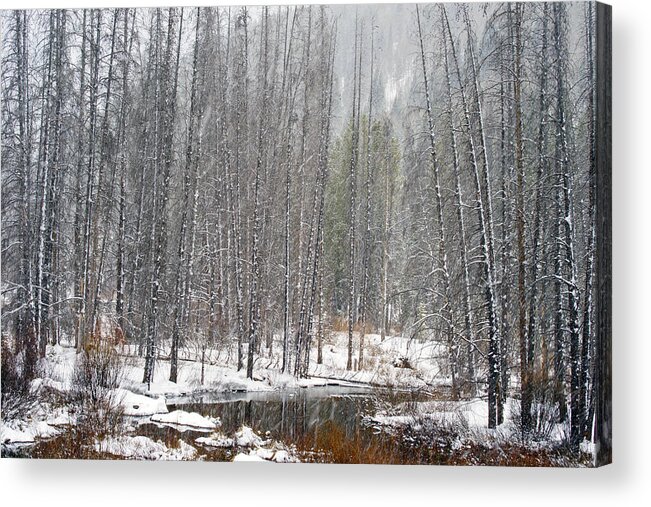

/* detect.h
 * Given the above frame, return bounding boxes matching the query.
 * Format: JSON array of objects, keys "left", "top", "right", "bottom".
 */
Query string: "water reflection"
[{"left": 168, "top": 386, "right": 377, "bottom": 444}]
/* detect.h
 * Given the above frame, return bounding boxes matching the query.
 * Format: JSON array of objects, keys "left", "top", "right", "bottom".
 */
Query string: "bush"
[
  {"left": 72, "top": 334, "right": 125, "bottom": 438},
  {"left": 512, "top": 377, "right": 563, "bottom": 443},
  {"left": 1, "top": 334, "right": 38, "bottom": 421},
  {"left": 392, "top": 356, "right": 412, "bottom": 369}
]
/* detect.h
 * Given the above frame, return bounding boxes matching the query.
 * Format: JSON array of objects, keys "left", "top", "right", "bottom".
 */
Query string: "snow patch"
[
  {"left": 1, "top": 420, "right": 62, "bottom": 444},
  {"left": 233, "top": 451, "right": 267, "bottom": 462},
  {"left": 151, "top": 410, "right": 217, "bottom": 430},
  {"left": 95, "top": 435, "right": 197, "bottom": 460},
  {"left": 1, "top": 425, "right": 36, "bottom": 444},
  {"left": 234, "top": 425, "right": 264, "bottom": 447},
  {"left": 232, "top": 446, "right": 299, "bottom": 463},
  {"left": 270, "top": 449, "right": 297, "bottom": 463},
  {"left": 580, "top": 438, "right": 595, "bottom": 455},
  {"left": 195, "top": 433, "right": 234, "bottom": 448},
  {"left": 114, "top": 388, "right": 168, "bottom": 416}
]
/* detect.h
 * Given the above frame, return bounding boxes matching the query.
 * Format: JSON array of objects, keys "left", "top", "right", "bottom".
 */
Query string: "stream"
[
  {"left": 134, "top": 385, "right": 388, "bottom": 460},
  {"left": 4, "top": 385, "right": 588, "bottom": 465},
  {"left": 7, "top": 386, "right": 438, "bottom": 462},
  {"left": 174, "top": 386, "right": 377, "bottom": 437}
]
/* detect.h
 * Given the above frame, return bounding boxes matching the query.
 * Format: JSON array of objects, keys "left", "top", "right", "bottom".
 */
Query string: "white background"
[{"left": 1, "top": 0, "right": 649, "bottom": 505}]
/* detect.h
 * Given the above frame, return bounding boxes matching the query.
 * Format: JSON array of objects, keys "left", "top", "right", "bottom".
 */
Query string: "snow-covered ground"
[
  {"left": 25, "top": 330, "right": 448, "bottom": 399},
  {"left": 117, "top": 330, "right": 448, "bottom": 396},
  {"left": 0, "top": 331, "right": 458, "bottom": 462},
  {"left": 1, "top": 377, "right": 76, "bottom": 446},
  {"left": 363, "top": 396, "right": 575, "bottom": 451},
  {"left": 1, "top": 417, "right": 66, "bottom": 445},
  {"left": 115, "top": 388, "right": 168, "bottom": 416},
  {"left": 94, "top": 435, "right": 198, "bottom": 460},
  {"left": 91, "top": 424, "right": 298, "bottom": 462},
  {"left": 308, "top": 332, "right": 447, "bottom": 388}
]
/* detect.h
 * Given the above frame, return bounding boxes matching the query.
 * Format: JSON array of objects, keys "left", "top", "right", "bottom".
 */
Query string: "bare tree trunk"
[
  {"left": 552, "top": 3, "right": 582, "bottom": 445},
  {"left": 89, "top": 9, "right": 121, "bottom": 339},
  {"left": 143, "top": 8, "right": 183, "bottom": 386},
  {"left": 441, "top": 11, "right": 475, "bottom": 394},
  {"left": 294, "top": 7, "right": 314, "bottom": 376},
  {"left": 281, "top": 8, "right": 298, "bottom": 374},
  {"left": 298, "top": 15, "right": 336, "bottom": 377},
  {"left": 79, "top": 10, "right": 102, "bottom": 349},
  {"left": 527, "top": 1, "right": 550, "bottom": 402},
  {"left": 347, "top": 13, "right": 361, "bottom": 372},
  {"left": 416, "top": 5, "right": 457, "bottom": 398},
  {"left": 512, "top": 4, "right": 532, "bottom": 436},
  {"left": 247, "top": 7, "right": 269, "bottom": 379},
  {"left": 115, "top": 8, "right": 136, "bottom": 346},
  {"left": 358, "top": 26, "right": 374, "bottom": 371},
  {"left": 171, "top": 9, "right": 201, "bottom": 383},
  {"left": 580, "top": 0, "right": 596, "bottom": 438},
  {"left": 37, "top": 10, "right": 66, "bottom": 357},
  {"left": 443, "top": 5, "right": 500, "bottom": 423},
  {"left": 12, "top": 10, "right": 38, "bottom": 376}
]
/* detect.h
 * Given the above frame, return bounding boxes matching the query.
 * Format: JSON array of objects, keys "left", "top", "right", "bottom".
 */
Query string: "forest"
[{"left": 1, "top": 2, "right": 610, "bottom": 465}]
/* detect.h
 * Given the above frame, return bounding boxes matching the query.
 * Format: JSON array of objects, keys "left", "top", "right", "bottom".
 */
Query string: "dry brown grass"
[
  {"left": 329, "top": 316, "right": 375, "bottom": 334},
  {"left": 25, "top": 430, "right": 104, "bottom": 460},
  {"left": 293, "top": 417, "right": 589, "bottom": 467},
  {"left": 296, "top": 421, "right": 407, "bottom": 464}
]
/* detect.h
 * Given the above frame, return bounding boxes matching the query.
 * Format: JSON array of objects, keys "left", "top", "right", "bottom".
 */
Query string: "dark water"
[{"left": 165, "top": 386, "right": 379, "bottom": 444}]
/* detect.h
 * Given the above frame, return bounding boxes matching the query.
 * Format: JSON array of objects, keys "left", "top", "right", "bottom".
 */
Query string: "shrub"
[
  {"left": 392, "top": 356, "right": 412, "bottom": 369},
  {"left": 512, "top": 377, "right": 564, "bottom": 443},
  {"left": 72, "top": 333, "right": 125, "bottom": 438},
  {"left": 1, "top": 334, "right": 38, "bottom": 421}
]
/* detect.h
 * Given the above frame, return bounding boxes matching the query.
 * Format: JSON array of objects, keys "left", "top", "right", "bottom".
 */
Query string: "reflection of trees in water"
[{"left": 173, "top": 393, "right": 373, "bottom": 444}]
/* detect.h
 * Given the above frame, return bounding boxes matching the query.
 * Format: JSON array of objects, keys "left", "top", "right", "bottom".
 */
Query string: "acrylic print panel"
[{"left": 0, "top": 1, "right": 611, "bottom": 466}]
